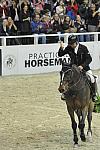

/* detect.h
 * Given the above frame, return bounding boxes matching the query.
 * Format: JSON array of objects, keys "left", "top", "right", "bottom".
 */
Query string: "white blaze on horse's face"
[
  {"left": 62, "top": 80, "right": 69, "bottom": 92},
  {"left": 61, "top": 69, "right": 73, "bottom": 91}
]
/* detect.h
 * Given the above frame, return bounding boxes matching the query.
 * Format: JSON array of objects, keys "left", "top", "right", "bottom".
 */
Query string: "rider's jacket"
[{"left": 58, "top": 43, "right": 92, "bottom": 71}]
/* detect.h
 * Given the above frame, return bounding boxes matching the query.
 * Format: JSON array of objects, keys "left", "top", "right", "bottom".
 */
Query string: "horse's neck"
[{"left": 70, "top": 72, "right": 85, "bottom": 90}]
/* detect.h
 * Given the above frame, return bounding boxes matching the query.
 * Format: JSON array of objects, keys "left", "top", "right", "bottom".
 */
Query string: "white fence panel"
[{"left": 1, "top": 41, "right": 100, "bottom": 76}]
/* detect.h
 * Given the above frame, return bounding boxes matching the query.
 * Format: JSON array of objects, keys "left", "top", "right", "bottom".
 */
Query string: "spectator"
[
  {"left": 61, "top": 15, "right": 76, "bottom": 33},
  {"left": 56, "top": 0, "right": 66, "bottom": 18},
  {"left": 7, "top": 16, "right": 17, "bottom": 35},
  {"left": 20, "top": 5, "right": 31, "bottom": 44},
  {"left": 87, "top": 3, "right": 99, "bottom": 32},
  {"left": 33, "top": 0, "right": 44, "bottom": 12},
  {"left": 41, "top": 13, "right": 52, "bottom": 34},
  {"left": 34, "top": 6, "right": 42, "bottom": 17},
  {"left": 42, "top": 14, "right": 57, "bottom": 43},
  {"left": 7, "top": 16, "right": 20, "bottom": 45},
  {"left": 0, "top": 18, "right": 8, "bottom": 36},
  {"left": 0, "top": 0, "right": 9, "bottom": 19},
  {"left": 44, "top": 0, "right": 52, "bottom": 12},
  {"left": 78, "top": 3, "right": 88, "bottom": 20},
  {"left": 21, "top": 0, "right": 31, "bottom": 9},
  {"left": 51, "top": 13, "right": 64, "bottom": 42},
  {"left": 52, "top": 0, "right": 60, "bottom": 15},
  {"left": 43, "top": 9, "right": 51, "bottom": 20},
  {"left": 31, "top": 13, "right": 44, "bottom": 34},
  {"left": 9, "top": 0, "right": 21, "bottom": 33},
  {"left": 31, "top": 14, "right": 46, "bottom": 43},
  {"left": 74, "top": 14, "right": 88, "bottom": 42},
  {"left": 0, "top": 18, "right": 8, "bottom": 45},
  {"left": 51, "top": 13, "right": 61, "bottom": 33},
  {"left": 21, "top": 0, "right": 33, "bottom": 17},
  {"left": 20, "top": 5, "right": 31, "bottom": 35},
  {"left": 67, "top": 0, "right": 78, "bottom": 20}
]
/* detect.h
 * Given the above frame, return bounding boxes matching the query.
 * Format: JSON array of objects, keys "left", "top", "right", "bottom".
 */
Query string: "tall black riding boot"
[{"left": 91, "top": 83, "right": 97, "bottom": 102}]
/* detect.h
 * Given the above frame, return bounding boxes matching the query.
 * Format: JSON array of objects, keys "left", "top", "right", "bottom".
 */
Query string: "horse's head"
[{"left": 58, "top": 64, "right": 81, "bottom": 93}]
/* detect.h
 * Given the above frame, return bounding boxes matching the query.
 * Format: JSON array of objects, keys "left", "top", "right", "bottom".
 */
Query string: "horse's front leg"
[
  {"left": 79, "top": 108, "right": 88, "bottom": 142},
  {"left": 67, "top": 105, "right": 78, "bottom": 145}
]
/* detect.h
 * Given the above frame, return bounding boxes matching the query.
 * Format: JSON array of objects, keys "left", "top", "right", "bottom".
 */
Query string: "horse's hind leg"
[
  {"left": 67, "top": 105, "right": 78, "bottom": 145},
  {"left": 87, "top": 101, "right": 94, "bottom": 139}
]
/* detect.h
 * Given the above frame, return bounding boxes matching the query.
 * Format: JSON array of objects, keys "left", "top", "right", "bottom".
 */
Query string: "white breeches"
[{"left": 86, "top": 70, "right": 95, "bottom": 83}]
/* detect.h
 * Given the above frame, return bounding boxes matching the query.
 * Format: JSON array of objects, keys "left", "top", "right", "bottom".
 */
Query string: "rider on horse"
[{"left": 58, "top": 34, "right": 97, "bottom": 103}]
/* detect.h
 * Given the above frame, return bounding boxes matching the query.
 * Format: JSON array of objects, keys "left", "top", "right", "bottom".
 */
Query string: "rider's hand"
[
  {"left": 60, "top": 41, "right": 64, "bottom": 48},
  {"left": 78, "top": 65, "right": 83, "bottom": 71}
]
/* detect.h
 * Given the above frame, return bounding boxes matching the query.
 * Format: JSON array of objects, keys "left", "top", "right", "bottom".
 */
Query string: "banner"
[
  {"left": 1, "top": 42, "right": 100, "bottom": 76},
  {"left": 2, "top": 44, "right": 69, "bottom": 75}
]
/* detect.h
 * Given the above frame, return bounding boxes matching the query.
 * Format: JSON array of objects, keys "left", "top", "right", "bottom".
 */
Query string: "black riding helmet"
[{"left": 68, "top": 35, "right": 78, "bottom": 44}]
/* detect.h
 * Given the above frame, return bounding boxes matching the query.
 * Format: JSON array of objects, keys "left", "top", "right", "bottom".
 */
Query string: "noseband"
[{"left": 60, "top": 66, "right": 82, "bottom": 90}]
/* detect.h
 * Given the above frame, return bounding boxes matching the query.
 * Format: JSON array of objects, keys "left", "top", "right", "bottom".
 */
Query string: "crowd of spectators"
[{"left": 0, "top": 0, "right": 100, "bottom": 44}]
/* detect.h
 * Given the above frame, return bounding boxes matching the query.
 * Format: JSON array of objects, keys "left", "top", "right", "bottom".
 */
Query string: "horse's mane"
[
  {"left": 62, "top": 62, "right": 72, "bottom": 72},
  {"left": 61, "top": 63, "right": 91, "bottom": 99}
]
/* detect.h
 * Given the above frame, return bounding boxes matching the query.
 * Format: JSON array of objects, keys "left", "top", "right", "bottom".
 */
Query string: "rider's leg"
[
  {"left": 86, "top": 70, "right": 97, "bottom": 112},
  {"left": 86, "top": 70, "right": 97, "bottom": 102}
]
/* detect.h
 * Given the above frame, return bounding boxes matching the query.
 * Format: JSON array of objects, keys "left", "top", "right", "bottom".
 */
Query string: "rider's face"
[{"left": 70, "top": 42, "right": 77, "bottom": 48}]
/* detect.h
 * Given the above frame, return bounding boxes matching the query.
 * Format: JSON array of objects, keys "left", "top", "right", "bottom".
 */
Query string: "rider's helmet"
[{"left": 68, "top": 35, "right": 78, "bottom": 45}]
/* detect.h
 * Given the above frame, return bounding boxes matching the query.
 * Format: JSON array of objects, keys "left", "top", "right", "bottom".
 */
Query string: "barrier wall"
[{"left": 1, "top": 41, "right": 100, "bottom": 76}]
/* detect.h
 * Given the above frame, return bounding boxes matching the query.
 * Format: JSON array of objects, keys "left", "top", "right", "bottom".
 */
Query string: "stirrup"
[{"left": 92, "top": 96, "right": 96, "bottom": 102}]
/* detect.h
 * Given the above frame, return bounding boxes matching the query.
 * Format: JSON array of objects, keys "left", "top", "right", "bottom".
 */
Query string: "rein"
[
  {"left": 60, "top": 70, "right": 63, "bottom": 86},
  {"left": 60, "top": 67, "right": 84, "bottom": 91},
  {"left": 68, "top": 72, "right": 82, "bottom": 90}
]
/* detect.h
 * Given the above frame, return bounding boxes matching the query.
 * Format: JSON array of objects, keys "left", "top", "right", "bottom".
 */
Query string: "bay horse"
[{"left": 58, "top": 63, "right": 94, "bottom": 146}]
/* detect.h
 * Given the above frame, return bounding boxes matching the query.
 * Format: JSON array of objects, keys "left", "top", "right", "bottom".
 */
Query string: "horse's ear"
[
  {"left": 72, "top": 64, "right": 81, "bottom": 73},
  {"left": 72, "top": 64, "right": 76, "bottom": 68},
  {"left": 70, "top": 63, "right": 72, "bottom": 67}
]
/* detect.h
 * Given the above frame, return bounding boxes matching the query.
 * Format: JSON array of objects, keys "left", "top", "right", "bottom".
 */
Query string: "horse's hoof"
[
  {"left": 81, "top": 136, "right": 86, "bottom": 142},
  {"left": 74, "top": 144, "right": 79, "bottom": 148},
  {"left": 87, "top": 131, "right": 92, "bottom": 137},
  {"left": 87, "top": 131, "right": 92, "bottom": 142}
]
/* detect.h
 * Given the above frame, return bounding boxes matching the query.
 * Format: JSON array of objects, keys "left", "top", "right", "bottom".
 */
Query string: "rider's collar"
[{"left": 75, "top": 43, "right": 79, "bottom": 54}]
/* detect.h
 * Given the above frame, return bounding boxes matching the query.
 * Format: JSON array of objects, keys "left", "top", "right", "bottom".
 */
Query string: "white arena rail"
[{"left": 0, "top": 32, "right": 100, "bottom": 46}]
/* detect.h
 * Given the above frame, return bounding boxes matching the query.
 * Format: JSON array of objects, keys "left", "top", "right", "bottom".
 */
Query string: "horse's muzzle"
[{"left": 58, "top": 84, "right": 65, "bottom": 93}]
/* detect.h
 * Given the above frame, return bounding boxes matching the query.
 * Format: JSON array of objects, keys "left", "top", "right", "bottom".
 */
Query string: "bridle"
[
  {"left": 60, "top": 66, "right": 83, "bottom": 90},
  {"left": 60, "top": 69, "right": 73, "bottom": 85}
]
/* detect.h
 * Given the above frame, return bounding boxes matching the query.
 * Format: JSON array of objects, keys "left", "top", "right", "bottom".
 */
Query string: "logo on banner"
[
  {"left": 4, "top": 55, "right": 16, "bottom": 69},
  {"left": 25, "top": 52, "right": 70, "bottom": 68}
]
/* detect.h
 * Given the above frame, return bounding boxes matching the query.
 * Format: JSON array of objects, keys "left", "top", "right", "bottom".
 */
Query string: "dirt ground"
[{"left": 0, "top": 71, "right": 100, "bottom": 150}]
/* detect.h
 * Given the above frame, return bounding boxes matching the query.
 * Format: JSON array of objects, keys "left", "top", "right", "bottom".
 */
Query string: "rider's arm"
[
  {"left": 58, "top": 47, "right": 66, "bottom": 57},
  {"left": 80, "top": 45, "right": 92, "bottom": 68},
  {"left": 58, "top": 41, "right": 72, "bottom": 57}
]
